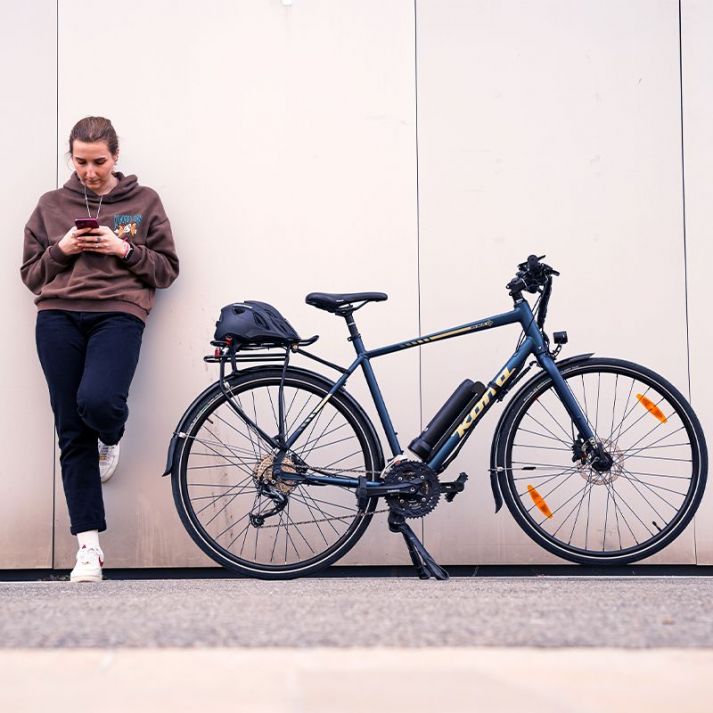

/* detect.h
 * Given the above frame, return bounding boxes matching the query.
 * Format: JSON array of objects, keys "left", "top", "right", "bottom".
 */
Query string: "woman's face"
[{"left": 71, "top": 140, "right": 119, "bottom": 194}]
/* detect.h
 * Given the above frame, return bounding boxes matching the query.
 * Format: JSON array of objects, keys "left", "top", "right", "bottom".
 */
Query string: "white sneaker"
[
  {"left": 70, "top": 545, "right": 104, "bottom": 583},
  {"left": 98, "top": 440, "right": 120, "bottom": 483}
]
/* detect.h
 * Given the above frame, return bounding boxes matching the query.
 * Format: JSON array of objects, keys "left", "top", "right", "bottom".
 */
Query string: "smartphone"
[{"left": 75, "top": 217, "right": 100, "bottom": 230}]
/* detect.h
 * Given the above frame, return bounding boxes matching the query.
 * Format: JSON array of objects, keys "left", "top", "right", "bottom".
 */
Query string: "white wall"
[
  {"left": 2, "top": 0, "right": 709, "bottom": 568},
  {"left": 51, "top": 0, "right": 419, "bottom": 568},
  {"left": 417, "top": 0, "right": 693, "bottom": 564},
  {"left": 682, "top": 0, "right": 713, "bottom": 564},
  {"left": 0, "top": 0, "right": 56, "bottom": 568}
]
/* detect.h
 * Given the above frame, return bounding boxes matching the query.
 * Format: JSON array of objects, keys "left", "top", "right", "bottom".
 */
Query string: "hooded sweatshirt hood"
[{"left": 63, "top": 171, "right": 141, "bottom": 204}]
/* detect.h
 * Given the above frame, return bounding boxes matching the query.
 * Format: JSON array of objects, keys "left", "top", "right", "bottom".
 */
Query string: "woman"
[{"left": 21, "top": 116, "right": 179, "bottom": 582}]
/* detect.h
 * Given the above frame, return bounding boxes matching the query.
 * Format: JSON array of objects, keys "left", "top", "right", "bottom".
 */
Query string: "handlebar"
[{"left": 506, "top": 254, "right": 560, "bottom": 296}]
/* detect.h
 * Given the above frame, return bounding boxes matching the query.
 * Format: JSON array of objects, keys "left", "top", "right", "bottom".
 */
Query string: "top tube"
[{"left": 365, "top": 302, "right": 536, "bottom": 360}]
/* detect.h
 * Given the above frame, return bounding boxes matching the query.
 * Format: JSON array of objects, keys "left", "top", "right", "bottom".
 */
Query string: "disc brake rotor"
[{"left": 578, "top": 439, "right": 622, "bottom": 486}]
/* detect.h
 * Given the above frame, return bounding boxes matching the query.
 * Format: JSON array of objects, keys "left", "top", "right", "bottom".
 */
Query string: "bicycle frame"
[{"left": 229, "top": 296, "right": 599, "bottom": 492}]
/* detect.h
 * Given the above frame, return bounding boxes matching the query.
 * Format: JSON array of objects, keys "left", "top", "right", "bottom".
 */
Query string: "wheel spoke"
[
  {"left": 551, "top": 480, "right": 595, "bottom": 539},
  {"left": 517, "top": 427, "right": 569, "bottom": 444},
  {"left": 618, "top": 466, "right": 689, "bottom": 502},
  {"left": 177, "top": 372, "right": 377, "bottom": 574},
  {"left": 522, "top": 412, "right": 571, "bottom": 447},
  {"left": 502, "top": 362, "right": 703, "bottom": 561},
  {"left": 531, "top": 400, "right": 573, "bottom": 442}
]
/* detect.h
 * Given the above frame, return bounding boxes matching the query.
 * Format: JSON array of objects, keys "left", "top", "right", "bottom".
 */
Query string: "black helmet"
[{"left": 214, "top": 301, "right": 301, "bottom": 347}]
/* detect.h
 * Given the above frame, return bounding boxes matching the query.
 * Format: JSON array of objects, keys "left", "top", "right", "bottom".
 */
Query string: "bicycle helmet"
[{"left": 214, "top": 301, "right": 301, "bottom": 347}]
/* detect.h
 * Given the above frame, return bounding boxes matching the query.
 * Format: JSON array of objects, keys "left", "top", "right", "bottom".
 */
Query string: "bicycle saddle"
[{"left": 305, "top": 291, "right": 388, "bottom": 313}]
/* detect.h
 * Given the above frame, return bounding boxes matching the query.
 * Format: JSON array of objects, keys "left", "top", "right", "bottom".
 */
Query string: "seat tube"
[{"left": 344, "top": 312, "right": 402, "bottom": 457}]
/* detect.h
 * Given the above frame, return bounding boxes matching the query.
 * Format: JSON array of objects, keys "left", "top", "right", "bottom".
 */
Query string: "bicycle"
[{"left": 163, "top": 255, "right": 708, "bottom": 579}]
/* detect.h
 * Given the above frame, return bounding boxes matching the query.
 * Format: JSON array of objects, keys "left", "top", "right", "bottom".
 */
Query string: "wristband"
[{"left": 122, "top": 242, "right": 134, "bottom": 261}]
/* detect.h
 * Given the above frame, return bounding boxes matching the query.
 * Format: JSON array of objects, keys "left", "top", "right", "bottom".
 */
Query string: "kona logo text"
[{"left": 454, "top": 366, "right": 515, "bottom": 438}]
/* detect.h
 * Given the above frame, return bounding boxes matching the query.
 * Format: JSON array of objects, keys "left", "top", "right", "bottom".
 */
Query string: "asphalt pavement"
[
  {"left": 2, "top": 575, "right": 711, "bottom": 712},
  {"left": 1, "top": 575, "right": 711, "bottom": 648}
]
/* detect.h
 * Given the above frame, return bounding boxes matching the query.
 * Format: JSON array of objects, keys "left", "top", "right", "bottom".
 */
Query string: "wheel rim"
[
  {"left": 178, "top": 375, "right": 378, "bottom": 573},
  {"left": 504, "top": 364, "right": 702, "bottom": 560}
]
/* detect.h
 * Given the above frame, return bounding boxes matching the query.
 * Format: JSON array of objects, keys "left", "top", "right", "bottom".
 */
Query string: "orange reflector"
[
  {"left": 527, "top": 485, "right": 553, "bottom": 519},
  {"left": 636, "top": 394, "right": 667, "bottom": 423}
]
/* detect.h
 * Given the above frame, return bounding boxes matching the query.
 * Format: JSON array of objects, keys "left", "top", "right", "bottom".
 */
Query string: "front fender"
[{"left": 488, "top": 353, "right": 594, "bottom": 512}]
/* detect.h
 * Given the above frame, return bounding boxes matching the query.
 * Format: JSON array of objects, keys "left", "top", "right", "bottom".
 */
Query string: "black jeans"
[{"left": 36, "top": 310, "right": 144, "bottom": 535}]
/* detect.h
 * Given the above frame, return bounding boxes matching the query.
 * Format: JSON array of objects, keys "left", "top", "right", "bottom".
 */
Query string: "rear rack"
[
  {"left": 205, "top": 337, "right": 347, "bottom": 375},
  {"left": 205, "top": 335, "right": 319, "bottom": 363},
  {"left": 204, "top": 352, "right": 286, "bottom": 364}
]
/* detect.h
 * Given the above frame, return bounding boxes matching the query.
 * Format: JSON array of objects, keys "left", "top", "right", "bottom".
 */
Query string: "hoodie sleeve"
[
  {"left": 123, "top": 197, "right": 179, "bottom": 289},
  {"left": 20, "top": 203, "right": 74, "bottom": 294}
]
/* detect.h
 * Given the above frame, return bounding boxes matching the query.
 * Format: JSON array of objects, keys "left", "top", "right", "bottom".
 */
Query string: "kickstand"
[{"left": 388, "top": 511, "right": 449, "bottom": 581}]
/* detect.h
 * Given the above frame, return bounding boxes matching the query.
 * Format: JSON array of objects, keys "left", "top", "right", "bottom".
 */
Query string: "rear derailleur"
[{"left": 248, "top": 451, "right": 302, "bottom": 527}]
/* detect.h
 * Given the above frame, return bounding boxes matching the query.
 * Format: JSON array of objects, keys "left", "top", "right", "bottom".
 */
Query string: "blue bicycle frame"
[{"left": 271, "top": 296, "right": 597, "bottom": 491}]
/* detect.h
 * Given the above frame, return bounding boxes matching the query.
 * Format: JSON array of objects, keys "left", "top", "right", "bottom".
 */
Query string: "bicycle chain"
[
  {"left": 253, "top": 507, "right": 390, "bottom": 530},
  {"left": 186, "top": 433, "right": 396, "bottom": 527},
  {"left": 184, "top": 434, "right": 386, "bottom": 478}
]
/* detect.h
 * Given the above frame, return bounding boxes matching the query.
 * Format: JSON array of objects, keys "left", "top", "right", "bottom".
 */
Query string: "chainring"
[{"left": 384, "top": 459, "right": 440, "bottom": 519}]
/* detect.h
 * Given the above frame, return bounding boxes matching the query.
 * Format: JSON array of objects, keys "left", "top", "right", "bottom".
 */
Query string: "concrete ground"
[{"left": 1, "top": 574, "right": 711, "bottom": 711}]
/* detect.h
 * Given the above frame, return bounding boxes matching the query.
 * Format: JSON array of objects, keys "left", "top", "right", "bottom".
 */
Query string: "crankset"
[
  {"left": 380, "top": 459, "right": 462, "bottom": 581},
  {"left": 384, "top": 460, "right": 441, "bottom": 518}
]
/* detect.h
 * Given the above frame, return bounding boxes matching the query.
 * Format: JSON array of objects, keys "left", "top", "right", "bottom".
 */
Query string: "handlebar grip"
[
  {"left": 507, "top": 255, "right": 559, "bottom": 295},
  {"left": 507, "top": 255, "right": 558, "bottom": 335}
]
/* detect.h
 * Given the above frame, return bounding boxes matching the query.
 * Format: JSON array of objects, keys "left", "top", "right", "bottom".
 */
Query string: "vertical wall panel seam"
[
  {"left": 678, "top": 0, "right": 691, "bottom": 403},
  {"left": 414, "top": 0, "right": 424, "bottom": 543},
  {"left": 414, "top": 0, "right": 423, "bottom": 433},
  {"left": 52, "top": 0, "right": 59, "bottom": 569},
  {"left": 55, "top": 0, "right": 59, "bottom": 191},
  {"left": 677, "top": 0, "right": 696, "bottom": 564}
]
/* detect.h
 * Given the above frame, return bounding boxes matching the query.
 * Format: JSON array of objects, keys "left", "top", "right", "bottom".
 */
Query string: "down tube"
[{"left": 427, "top": 338, "right": 536, "bottom": 472}]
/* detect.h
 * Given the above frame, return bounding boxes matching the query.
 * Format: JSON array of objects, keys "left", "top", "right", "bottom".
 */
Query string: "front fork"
[{"left": 536, "top": 353, "right": 611, "bottom": 469}]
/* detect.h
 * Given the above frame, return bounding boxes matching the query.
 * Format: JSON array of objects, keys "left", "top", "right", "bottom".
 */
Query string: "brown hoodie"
[{"left": 21, "top": 172, "right": 179, "bottom": 321}]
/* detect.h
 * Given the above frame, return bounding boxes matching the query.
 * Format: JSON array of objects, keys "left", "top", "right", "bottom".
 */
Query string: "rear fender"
[
  {"left": 488, "top": 353, "right": 594, "bottom": 512},
  {"left": 162, "top": 378, "right": 227, "bottom": 476}
]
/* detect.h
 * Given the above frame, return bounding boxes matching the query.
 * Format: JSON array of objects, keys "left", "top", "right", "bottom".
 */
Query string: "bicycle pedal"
[{"left": 443, "top": 472, "right": 469, "bottom": 503}]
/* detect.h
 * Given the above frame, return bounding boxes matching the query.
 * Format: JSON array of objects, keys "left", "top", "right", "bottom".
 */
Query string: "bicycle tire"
[
  {"left": 495, "top": 357, "right": 707, "bottom": 564},
  {"left": 172, "top": 367, "right": 383, "bottom": 579}
]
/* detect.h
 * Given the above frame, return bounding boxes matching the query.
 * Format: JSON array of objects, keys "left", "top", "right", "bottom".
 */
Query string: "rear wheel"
[
  {"left": 172, "top": 368, "right": 383, "bottom": 578},
  {"left": 496, "top": 358, "right": 707, "bottom": 564}
]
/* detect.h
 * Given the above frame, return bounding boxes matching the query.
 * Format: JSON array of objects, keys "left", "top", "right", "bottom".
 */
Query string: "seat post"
[
  {"left": 343, "top": 308, "right": 402, "bottom": 456},
  {"left": 342, "top": 310, "right": 366, "bottom": 355}
]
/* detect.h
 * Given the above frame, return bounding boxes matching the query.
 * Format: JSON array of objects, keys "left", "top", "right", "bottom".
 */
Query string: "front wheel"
[
  {"left": 171, "top": 367, "right": 383, "bottom": 579},
  {"left": 496, "top": 357, "right": 707, "bottom": 564}
]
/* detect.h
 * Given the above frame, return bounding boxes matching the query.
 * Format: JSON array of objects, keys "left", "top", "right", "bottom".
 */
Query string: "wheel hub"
[
  {"left": 579, "top": 439, "right": 623, "bottom": 485},
  {"left": 254, "top": 453, "right": 298, "bottom": 494}
]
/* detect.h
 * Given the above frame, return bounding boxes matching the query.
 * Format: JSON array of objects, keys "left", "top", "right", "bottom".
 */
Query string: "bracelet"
[{"left": 122, "top": 242, "right": 134, "bottom": 261}]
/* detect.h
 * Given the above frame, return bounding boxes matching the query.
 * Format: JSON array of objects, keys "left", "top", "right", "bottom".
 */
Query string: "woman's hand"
[
  {"left": 57, "top": 226, "right": 94, "bottom": 255},
  {"left": 77, "top": 226, "right": 128, "bottom": 258}
]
